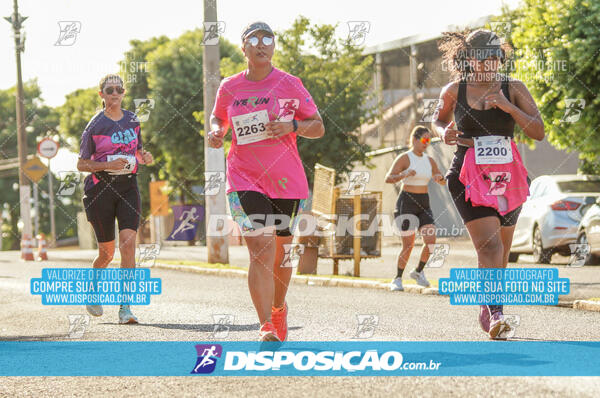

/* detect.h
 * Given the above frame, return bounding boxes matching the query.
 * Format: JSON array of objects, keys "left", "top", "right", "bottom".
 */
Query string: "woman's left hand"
[
  {"left": 265, "top": 121, "right": 294, "bottom": 138},
  {"left": 141, "top": 150, "right": 154, "bottom": 165},
  {"left": 484, "top": 90, "right": 514, "bottom": 113}
]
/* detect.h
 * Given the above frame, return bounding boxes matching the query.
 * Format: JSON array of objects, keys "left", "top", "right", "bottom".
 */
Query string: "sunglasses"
[
  {"left": 420, "top": 137, "right": 431, "bottom": 145},
  {"left": 103, "top": 86, "right": 125, "bottom": 95},
  {"left": 246, "top": 35, "right": 274, "bottom": 47}
]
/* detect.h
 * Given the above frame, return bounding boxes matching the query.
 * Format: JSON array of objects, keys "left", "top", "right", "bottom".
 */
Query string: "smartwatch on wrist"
[{"left": 292, "top": 119, "right": 298, "bottom": 132}]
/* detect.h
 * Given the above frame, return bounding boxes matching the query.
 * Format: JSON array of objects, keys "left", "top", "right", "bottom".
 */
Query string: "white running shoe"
[
  {"left": 409, "top": 269, "right": 430, "bottom": 288},
  {"left": 86, "top": 304, "right": 103, "bottom": 317},
  {"left": 118, "top": 305, "right": 139, "bottom": 324},
  {"left": 390, "top": 277, "right": 404, "bottom": 291}
]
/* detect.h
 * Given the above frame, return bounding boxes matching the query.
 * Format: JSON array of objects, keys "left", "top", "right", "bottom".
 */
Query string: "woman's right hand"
[
  {"left": 208, "top": 128, "right": 226, "bottom": 148},
  {"left": 442, "top": 121, "right": 463, "bottom": 145},
  {"left": 105, "top": 158, "right": 129, "bottom": 171}
]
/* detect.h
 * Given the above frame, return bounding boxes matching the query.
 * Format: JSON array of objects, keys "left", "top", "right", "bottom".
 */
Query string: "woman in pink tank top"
[{"left": 208, "top": 22, "right": 325, "bottom": 342}]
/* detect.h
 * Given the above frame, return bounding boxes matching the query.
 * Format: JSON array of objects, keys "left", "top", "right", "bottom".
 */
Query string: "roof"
[{"left": 363, "top": 15, "right": 493, "bottom": 55}]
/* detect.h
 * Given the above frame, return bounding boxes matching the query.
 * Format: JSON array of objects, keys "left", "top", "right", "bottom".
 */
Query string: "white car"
[{"left": 509, "top": 175, "right": 600, "bottom": 263}]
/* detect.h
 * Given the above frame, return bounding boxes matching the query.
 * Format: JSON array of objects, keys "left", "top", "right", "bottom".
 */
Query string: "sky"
[
  {"left": 0, "top": 0, "right": 520, "bottom": 173},
  {"left": 0, "top": 0, "right": 521, "bottom": 107}
]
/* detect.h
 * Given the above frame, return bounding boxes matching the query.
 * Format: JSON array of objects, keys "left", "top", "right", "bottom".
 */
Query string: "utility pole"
[
  {"left": 4, "top": 0, "right": 33, "bottom": 250},
  {"left": 409, "top": 44, "right": 419, "bottom": 134},
  {"left": 203, "top": 0, "right": 228, "bottom": 263}
]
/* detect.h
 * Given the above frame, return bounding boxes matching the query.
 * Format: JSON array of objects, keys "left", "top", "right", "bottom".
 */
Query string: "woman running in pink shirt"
[{"left": 208, "top": 22, "right": 325, "bottom": 342}]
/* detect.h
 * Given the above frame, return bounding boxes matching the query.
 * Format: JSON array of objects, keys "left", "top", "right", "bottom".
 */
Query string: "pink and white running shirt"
[{"left": 212, "top": 67, "right": 318, "bottom": 199}]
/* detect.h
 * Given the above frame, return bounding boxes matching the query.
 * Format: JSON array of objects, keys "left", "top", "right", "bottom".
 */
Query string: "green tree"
[
  {"left": 273, "top": 16, "right": 375, "bottom": 184},
  {"left": 120, "top": 36, "right": 170, "bottom": 219},
  {"left": 145, "top": 29, "right": 244, "bottom": 202},
  {"left": 502, "top": 0, "right": 600, "bottom": 172},
  {"left": 58, "top": 87, "right": 100, "bottom": 143}
]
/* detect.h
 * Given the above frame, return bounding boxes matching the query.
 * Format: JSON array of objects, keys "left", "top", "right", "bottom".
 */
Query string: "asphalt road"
[{"left": 1, "top": 257, "right": 600, "bottom": 396}]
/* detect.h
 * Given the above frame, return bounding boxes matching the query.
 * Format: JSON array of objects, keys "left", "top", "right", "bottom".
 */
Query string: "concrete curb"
[
  {"left": 573, "top": 300, "right": 600, "bottom": 312},
  {"left": 153, "top": 262, "right": 435, "bottom": 295}
]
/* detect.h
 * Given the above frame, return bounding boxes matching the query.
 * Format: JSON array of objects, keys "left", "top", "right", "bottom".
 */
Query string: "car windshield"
[{"left": 557, "top": 180, "right": 600, "bottom": 193}]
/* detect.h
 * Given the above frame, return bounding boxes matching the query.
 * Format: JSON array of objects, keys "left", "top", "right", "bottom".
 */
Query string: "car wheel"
[
  {"left": 575, "top": 232, "right": 600, "bottom": 266},
  {"left": 508, "top": 252, "right": 519, "bottom": 262},
  {"left": 532, "top": 225, "right": 552, "bottom": 264}
]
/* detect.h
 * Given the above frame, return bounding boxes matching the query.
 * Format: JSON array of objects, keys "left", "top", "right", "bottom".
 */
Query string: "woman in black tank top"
[{"left": 432, "top": 30, "right": 544, "bottom": 339}]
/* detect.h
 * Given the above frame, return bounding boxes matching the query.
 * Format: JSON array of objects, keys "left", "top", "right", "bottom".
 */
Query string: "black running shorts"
[
  {"left": 227, "top": 191, "right": 305, "bottom": 237},
  {"left": 82, "top": 174, "right": 141, "bottom": 243}
]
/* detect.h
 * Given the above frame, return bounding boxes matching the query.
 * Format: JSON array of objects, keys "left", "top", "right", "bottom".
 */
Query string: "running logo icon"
[
  {"left": 167, "top": 205, "right": 204, "bottom": 241},
  {"left": 425, "top": 243, "right": 450, "bottom": 268},
  {"left": 353, "top": 314, "right": 379, "bottom": 339},
  {"left": 347, "top": 21, "right": 370, "bottom": 46},
  {"left": 137, "top": 243, "right": 161, "bottom": 267},
  {"left": 55, "top": 21, "right": 81, "bottom": 46},
  {"left": 56, "top": 172, "right": 81, "bottom": 197},
  {"left": 67, "top": 314, "right": 90, "bottom": 339},
  {"left": 276, "top": 99, "right": 299, "bottom": 122},
  {"left": 346, "top": 171, "right": 370, "bottom": 195},
  {"left": 488, "top": 22, "right": 512, "bottom": 45},
  {"left": 211, "top": 314, "right": 235, "bottom": 338},
  {"left": 420, "top": 99, "right": 443, "bottom": 122},
  {"left": 132, "top": 99, "right": 155, "bottom": 123},
  {"left": 191, "top": 344, "right": 223, "bottom": 374},
  {"left": 561, "top": 99, "right": 585, "bottom": 123},
  {"left": 281, "top": 244, "right": 304, "bottom": 268},
  {"left": 204, "top": 171, "right": 225, "bottom": 196},
  {"left": 203, "top": 21, "right": 226, "bottom": 45},
  {"left": 499, "top": 314, "right": 520, "bottom": 339},
  {"left": 486, "top": 171, "right": 512, "bottom": 196},
  {"left": 568, "top": 243, "right": 590, "bottom": 267}
]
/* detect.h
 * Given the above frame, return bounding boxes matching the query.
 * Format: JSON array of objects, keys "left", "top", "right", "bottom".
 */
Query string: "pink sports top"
[{"left": 212, "top": 67, "right": 318, "bottom": 199}]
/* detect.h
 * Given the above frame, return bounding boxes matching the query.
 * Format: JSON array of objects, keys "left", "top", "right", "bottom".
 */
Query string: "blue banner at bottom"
[{"left": 1, "top": 341, "right": 599, "bottom": 376}]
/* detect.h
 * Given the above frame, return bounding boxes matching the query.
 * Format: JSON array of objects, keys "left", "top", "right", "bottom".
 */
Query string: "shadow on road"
[{"left": 97, "top": 322, "right": 302, "bottom": 334}]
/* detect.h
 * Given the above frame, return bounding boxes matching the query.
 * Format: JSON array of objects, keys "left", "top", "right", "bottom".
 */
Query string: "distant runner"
[
  {"left": 77, "top": 74, "right": 154, "bottom": 324},
  {"left": 385, "top": 126, "right": 446, "bottom": 291}
]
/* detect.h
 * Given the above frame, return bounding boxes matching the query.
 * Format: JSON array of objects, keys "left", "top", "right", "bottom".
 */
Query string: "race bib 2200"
[{"left": 474, "top": 136, "right": 513, "bottom": 165}]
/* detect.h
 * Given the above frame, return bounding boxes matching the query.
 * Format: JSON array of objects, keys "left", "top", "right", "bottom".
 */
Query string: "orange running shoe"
[
  {"left": 271, "top": 302, "right": 288, "bottom": 341},
  {"left": 259, "top": 321, "right": 280, "bottom": 342}
]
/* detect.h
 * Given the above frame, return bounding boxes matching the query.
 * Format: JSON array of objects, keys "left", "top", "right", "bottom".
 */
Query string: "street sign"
[
  {"left": 23, "top": 156, "right": 48, "bottom": 183},
  {"left": 37, "top": 137, "right": 59, "bottom": 159},
  {"left": 150, "top": 181, "right": 169, "bottom": 216}
]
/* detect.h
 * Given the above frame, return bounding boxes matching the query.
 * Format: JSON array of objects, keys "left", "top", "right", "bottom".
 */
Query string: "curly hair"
[{"left": 438, "top": 29, "right": 513, "bottom": 81}]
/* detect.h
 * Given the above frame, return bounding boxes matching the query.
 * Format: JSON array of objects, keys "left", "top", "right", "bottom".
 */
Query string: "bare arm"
[
  {"left": 207, "top": 114, "right": 229, "bottom": 148},
  {"left": 77, "top": 158, "right": 126, "bottom": 172},
  {"left": 385, "top": 153, "right": 414, "bottom": 184},
  {"left": 266, "top": 111, "right": 325, "bottom": 139},
  {"left": 508, "top": 80, "right": 545, "bottom": 141},
  {"left": 432, "top": 81, "right": 468, "bottom": 146},
  {"left": 429, "top": 156, "right": 446, "bottom": 185}
]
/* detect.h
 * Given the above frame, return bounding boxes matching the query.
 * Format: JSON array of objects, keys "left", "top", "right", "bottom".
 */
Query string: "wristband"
[{"left": 292, "top": 119, "right": 298, "bottom": 132}]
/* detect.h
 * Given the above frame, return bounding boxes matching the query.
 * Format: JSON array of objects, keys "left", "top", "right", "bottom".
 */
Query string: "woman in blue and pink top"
[
  {"left": 77, "top": 74, "right": 154, "bottom": 325},
  {"left": 208, "top": 22, "right": 325, "bottom": 342}
]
